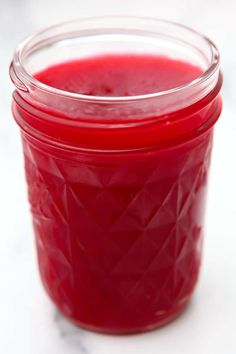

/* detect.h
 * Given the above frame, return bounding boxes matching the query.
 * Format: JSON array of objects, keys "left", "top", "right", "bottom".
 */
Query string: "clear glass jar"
[{"left": 10, "top": 17, "right": 222, "bottom": 334}]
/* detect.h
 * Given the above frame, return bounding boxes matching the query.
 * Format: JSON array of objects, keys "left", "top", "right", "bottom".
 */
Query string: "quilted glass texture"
[{"left": 22, "top": 130, "right": 213, "bottom": 333}]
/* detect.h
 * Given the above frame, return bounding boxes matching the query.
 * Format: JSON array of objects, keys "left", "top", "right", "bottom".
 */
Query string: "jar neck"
[
  {"left": 12, "top": 83, "right": 222, "bottom": 152},
  {"left": 10, "top": 17, "right": 222, "bottom": 151}
]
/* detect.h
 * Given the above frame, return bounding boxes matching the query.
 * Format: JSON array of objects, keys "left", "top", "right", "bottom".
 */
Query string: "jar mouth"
[{"left": 11, "top": 16, "right": 220, "bottom": 104}]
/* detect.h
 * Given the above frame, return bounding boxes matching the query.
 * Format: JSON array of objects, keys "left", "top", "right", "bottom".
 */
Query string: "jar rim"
[{"left": 11, "top": 16, "right": 220, "bottom": 104}]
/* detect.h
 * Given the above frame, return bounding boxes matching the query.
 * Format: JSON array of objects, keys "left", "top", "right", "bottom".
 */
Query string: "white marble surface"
[{"left": 0, "top": 0, "right": 236, "bottom": 353}]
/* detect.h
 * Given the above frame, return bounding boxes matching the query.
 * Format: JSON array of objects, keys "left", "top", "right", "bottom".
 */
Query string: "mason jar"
[{"left": 10, "top": 17, "right": 222, "bottom": 334}]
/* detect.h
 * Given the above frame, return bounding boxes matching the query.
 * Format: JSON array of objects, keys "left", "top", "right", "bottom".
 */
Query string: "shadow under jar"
[{"left": 10, "top": 17, "right": 222, "bottom": 334}]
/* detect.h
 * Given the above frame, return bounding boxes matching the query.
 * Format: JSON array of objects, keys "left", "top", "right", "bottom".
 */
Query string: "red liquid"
[
  {"left": 13, "top": 55, "right": 221, "bottom": 333},
  {"left": 35, "top": 55, "right": 202, "bottom": 96}
]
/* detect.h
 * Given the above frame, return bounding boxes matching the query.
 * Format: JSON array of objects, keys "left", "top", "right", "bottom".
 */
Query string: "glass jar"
[{"left": 10, "top": 17, "right": 222, "bottom": 334}]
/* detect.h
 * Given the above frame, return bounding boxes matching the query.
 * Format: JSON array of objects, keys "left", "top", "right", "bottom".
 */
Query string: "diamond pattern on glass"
[{"left": 22, "top": 131, "right": 213, "bottom": 328}]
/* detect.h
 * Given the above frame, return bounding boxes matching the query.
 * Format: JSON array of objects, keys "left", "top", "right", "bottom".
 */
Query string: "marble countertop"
[{"left": 0, "top": 0, "right": 236, "bottom": 353}]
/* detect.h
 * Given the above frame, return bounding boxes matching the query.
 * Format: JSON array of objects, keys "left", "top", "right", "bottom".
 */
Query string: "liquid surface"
[
  {"left": 35, "top": 54, "right": 202, "bottom": 97},
  {"left": 15, "top": 54, "right": 219, "bottom": 333}
]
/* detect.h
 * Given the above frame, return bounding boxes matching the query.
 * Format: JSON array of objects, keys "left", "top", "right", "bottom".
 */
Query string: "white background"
[{"left": 0, "top": 0, "right": 235, "bottom": 353}]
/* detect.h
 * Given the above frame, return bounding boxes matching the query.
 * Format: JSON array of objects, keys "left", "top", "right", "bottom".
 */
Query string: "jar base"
[{"left": 52, "top": 299, "right": 191, "bottom": 335}]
